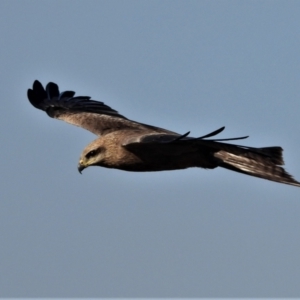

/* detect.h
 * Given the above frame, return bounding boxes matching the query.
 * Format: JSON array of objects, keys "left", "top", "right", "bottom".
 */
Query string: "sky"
[{"left": 1, "top": 0, "right": 300, "bottom": 297}]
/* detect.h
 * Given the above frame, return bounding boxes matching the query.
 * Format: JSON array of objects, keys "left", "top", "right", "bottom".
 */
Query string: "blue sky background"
[{"left": 1, "top": 0, "right": 300, "bottom": 297}]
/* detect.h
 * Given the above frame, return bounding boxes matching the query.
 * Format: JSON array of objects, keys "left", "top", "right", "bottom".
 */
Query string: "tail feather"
[
  {"left": 177, "top": 127, "right": 298, "bottom": 187},
  {"left": 253, "top": 146, "right": 284, "bottom": 165},
  {"left": 214, "top": 147, "right": 300, "bottom": 187}
]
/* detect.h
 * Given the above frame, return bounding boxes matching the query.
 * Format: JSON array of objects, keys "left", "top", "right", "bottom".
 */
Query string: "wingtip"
[
  {"left": 27, "top": 87, "right": 40, "bottom": 109},
  {"left": 28, "top": 80, "right": 50, "bottom": 110},
  {"left": 33, "top": 79, "right": 41, "bottom": 85},
  {"left": 27, "top": 88, "right": 33, "bottom": 100},
  {"left": 32, "top": 80, "right": 43, "bottom": 91},
  {"left": 46, "top": 82, "right": 60, "bottom": 99}
]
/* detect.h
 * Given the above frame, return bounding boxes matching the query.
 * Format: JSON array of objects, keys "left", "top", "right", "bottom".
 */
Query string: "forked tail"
[{"left": 214, "top": 146, "right": 300, "bottom": 187}]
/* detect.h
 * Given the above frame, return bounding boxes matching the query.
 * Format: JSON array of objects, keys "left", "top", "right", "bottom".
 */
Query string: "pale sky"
[{"left": 1, "top": 0, "right": 300, "bottom": 297}]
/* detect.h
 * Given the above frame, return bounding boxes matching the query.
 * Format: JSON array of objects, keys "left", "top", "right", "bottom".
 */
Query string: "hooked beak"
[{"left": 77, "top": 162, "right": 86, "bottom": 174}]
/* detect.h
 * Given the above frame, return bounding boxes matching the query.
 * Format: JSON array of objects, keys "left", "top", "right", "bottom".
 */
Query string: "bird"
[{"left": 27, "top": 80, "right": 300, "bottom": 187}]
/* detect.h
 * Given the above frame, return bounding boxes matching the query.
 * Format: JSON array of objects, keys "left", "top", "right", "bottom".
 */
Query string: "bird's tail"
[{"left": 214, "top": 146, "right": 300, "bottom": 187}]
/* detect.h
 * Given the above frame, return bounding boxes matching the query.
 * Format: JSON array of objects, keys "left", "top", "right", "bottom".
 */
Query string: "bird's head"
[{"left": 78, "top": 139, "right": 106, "bottom": 173}]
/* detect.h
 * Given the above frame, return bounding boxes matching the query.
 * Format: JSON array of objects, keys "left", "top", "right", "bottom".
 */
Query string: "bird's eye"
[{"left": 85, "top": 150, "right": 98, "bottom": 159}]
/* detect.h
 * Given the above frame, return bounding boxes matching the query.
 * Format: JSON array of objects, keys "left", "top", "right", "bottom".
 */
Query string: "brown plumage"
[{"left": 27, "top": 80, "right": 300, "bottom": 187}]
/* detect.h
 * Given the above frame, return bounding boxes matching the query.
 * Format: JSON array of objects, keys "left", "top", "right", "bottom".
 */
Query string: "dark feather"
[
  {"left": 197, "top": 126, "right": 225, "bottom": 139},
  {"left": 46, "top": 82, "right": 59, "bottom": 99},
  {"left": 28, "top": 80, "right": 125, "bottom": 118}
]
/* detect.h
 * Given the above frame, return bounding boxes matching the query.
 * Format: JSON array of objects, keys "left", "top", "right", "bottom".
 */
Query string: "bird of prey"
[{"left": 27, "top": 80, "right": 300, "bottom": 187}]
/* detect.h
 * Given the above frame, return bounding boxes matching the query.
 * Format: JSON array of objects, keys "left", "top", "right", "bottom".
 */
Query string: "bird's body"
[
  {"left": 27, "top": 80, "right": 300, "bottom": 187},
  {"left": 85, "top": 131, "right": 217, "bottom": 172}
]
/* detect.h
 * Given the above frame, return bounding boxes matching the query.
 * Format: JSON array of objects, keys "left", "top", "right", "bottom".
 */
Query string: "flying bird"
[{"left": 27, "top": 80, "right": 300, "bottom": 187}]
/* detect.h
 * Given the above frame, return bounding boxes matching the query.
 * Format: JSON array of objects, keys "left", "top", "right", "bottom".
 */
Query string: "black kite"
[{"left": 27, "top": 80, "right": 300, "bottom": 187}]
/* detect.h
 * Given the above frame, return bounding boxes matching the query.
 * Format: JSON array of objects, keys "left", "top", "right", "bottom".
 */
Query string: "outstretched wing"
[
  {"left": 27, "top": 80, "right": 162, "bottom": 136},
  {"left": 122, "top": 126, "right": 248, "bottom": 149}
]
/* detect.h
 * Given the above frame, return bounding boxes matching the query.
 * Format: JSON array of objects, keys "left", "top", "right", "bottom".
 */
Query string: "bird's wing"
[
  {"left": 122, "top": 126, "right": 250, "bottom": 156},
  {"left": 28, "top": 80, "right": 165, "bottom": 136}
]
